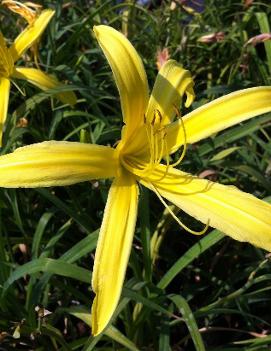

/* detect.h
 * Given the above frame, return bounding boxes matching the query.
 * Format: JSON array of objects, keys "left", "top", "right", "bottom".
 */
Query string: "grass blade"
[
  {"left": 169, "top": 294, "right": 206, "bottom": 351},
  {"left": 157, "top": 230, "right": 224, "bottom": 289},
  {"left": 256, "top": 12, "right": 271, "bottom": 74},
  {"left": 2, "top": 258, "right": 91, "bottom": 294},
  {"left": 64, "top": 306, "right": 140, "bottom": 351}
]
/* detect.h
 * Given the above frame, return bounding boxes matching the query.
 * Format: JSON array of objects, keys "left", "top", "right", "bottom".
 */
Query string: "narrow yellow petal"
[
  {"left": 166, "top": 87, "right": 271, "bottom": 153},
  {"left": 0, "top": 141, "right": 118, "bottom": 187},
  {"left": 9, "top": 9, "right": 55, "bottom": 62},
  {"left": 92, "top": 170, "right": 138, "bottom": 335},
  {"left": 141, "top": 165, "right": 271, "bottom": 251},
  {"left": 146, "top": 60, "right": 195, "bottom": 125},
  {"left": 0, "top": 77, "right": 10, "bottom": 146},
  {"left": 12, "top": 67, "right": 77, "bottom": 106},
  {"left": 93, "top": 25, "right": 148, "bottom": 140}
]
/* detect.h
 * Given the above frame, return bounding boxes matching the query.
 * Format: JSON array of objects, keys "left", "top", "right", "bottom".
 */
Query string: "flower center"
[
  {"left": 118, "top": 108, "right": 210, "bottom": 236},
  {"left": 120, "top": 107, "right": 187, "bottom": 181}
]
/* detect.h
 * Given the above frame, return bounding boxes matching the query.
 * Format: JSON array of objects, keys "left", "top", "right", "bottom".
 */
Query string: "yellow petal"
[
  {"left": 93, "top": 25, "right": 148, "bottom": 141},
  {"left": 0, "top": 141, "right": 118, "bottom": 187},
  {"left": 92, "top": 170, "right": 138, "bottom": 335},
  {"left": 0, "top": 77, "right": 10, "bottom": 146},
  {"left": 12, "top": 67, "right": 77, "bottom": 106},
  {"left": 141, "top": 165, "right": 271, "bottom": 251},
  {"left": 166, "top": 87, "right": 271, "bottom": 153},
  {"left": 9, "top": 9, "right": 55, "bottom": 62},
  {"left": 146, "top": 60, "right": 195, "bottom": 125},
  {"left": 0, "top": 32, "right": 14, "bottom": 76}
]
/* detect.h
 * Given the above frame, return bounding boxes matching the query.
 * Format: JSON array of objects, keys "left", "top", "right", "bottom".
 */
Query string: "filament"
[
  {"left": 149, "top": 106, "right": 188, "bottom": 182},
  {"left": 149, "top": 182, "right": 210, "bottom": 236},
  {"left": 123, "top": 106, "right": 188, "bottom": 180},
  {"left": 156, "top": 129, "right": 166, "bottom": 164},
  {"left": 170, "top": 104, "right": 187, "bottom": 168}
]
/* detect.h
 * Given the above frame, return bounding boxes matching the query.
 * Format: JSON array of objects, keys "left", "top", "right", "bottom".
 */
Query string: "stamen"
[
  {"left": 150, "top": 105, "right": 188, "bottom": 182},
  {"left": 151, "top": 109, "right": 165, "bottom": 167},
  {"left": 169, "top": 105, "right": 187, "bottom": 168},
  {"left": 149, "top": 123, "right": 156, "bottom": 165},
  {"left": 136, "top": 111, "right": 165, "bottom": 177},
  {"left": 143, "top": 122, "right": 154, "bottom": 174},
  {"left": 124, "top": 106, "right": 188, "bottom": 181},
  {"left": 155, "top": 109, "right": 163, "bottom": 124},
  {"left": 149, "top": 182, "right": 210, "bottom": 236},
  {"left": 154, "top": 124, "right": 160, "bottom": 164},
  {"left": 151, "top": 133, "right": 171, "bottom": 182},
  {"left": 151, "top": 132, "right": 170, "bottom": 182},
  {"left": 156, "top": 129, "right": 166, "bottom": 164}
]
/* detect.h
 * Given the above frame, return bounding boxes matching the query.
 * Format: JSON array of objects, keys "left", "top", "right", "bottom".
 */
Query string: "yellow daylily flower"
[
  {"left": 0, "top": 8, "right": 77, "bottom": 145},
  {"left": 2, "top": 0, "right": 43, "bottom": 66},
  {"left": 0, "top": 25, "right": 271, "bottom": 336},
  {"left": 2, "top": 1, "right": 43, "bottom": 24}
]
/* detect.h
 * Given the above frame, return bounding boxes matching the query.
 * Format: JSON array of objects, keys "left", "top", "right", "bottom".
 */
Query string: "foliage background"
[{"left": 0, "top": 0, "right": 271, "bottom": 350}]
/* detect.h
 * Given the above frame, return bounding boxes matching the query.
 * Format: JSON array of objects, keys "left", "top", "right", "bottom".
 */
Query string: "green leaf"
[
  {"left": 64, "top": 306, "right": 140, "bottom": 351},
  {"left": 32, "top": 212, "right": 54, "bottom": 259},
  {"left": 2, "top": 258, "right": 91, "bottom": 294},
  {"left": 169, "top": 294, "right": 206, "bottom": 351},
  {"left": 198, "top": 114, "right": 271, "bottom": 157},
  {"left": 36, "top": 189, "right": 93, "bottom": 232},
  {"left": 234, "top": 165, "right": 271, "bottom": 192},
  {"left": 123, "top": 287, "right": 174, "bottom": 317},
  {"left": 41, "top": 324, "right": 72, "bottom": 351},
  {"left": 139, "top": 188, "right": 152, "bottom": 281},
  {"left": 210, "top": 146, "right": 241, "bottom": 162},
  {"left": 157, "top": 230, "right": 224, "bottom": 289},
  {"left": 256, "top": 12, "right": 271, "bottom": 75}
]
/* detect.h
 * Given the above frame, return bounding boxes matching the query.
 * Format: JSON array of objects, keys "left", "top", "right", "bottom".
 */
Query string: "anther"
[{"left": 155, "top": 109, "right": 163, "bottom": 123}]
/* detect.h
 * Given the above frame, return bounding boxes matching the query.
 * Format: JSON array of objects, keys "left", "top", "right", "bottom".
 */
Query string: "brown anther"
[
  {"left": 155, "top": 109, "right": 163, "bottom": 123},
  {"left": 173, "top": 103, "right": 182, "bottom": 119},
  {"left": 151, "top": 115, "right": 156, "bottom": 125},
  {"left": 153, "top": 125, "right": 165, "bottom": 135}
]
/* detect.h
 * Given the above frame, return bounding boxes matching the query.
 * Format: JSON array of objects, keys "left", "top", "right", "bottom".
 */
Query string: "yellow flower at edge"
[
  {"left": 0, "top": 8, "right": 77, "bottom": 145},
  {"left": 2, "top": 0, "right": 43, "bottom": 67},
  {"left": 0, "top": 25, "right": 270, "bottom": 336},
  {"left": 2, "top": 1, "right": 42, "bottom": 24}
]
